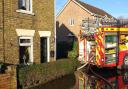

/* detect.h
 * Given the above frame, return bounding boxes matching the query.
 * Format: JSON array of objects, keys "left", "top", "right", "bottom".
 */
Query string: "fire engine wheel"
[{"left": 123, "top": 55, "right": 128, "bottom": 69}]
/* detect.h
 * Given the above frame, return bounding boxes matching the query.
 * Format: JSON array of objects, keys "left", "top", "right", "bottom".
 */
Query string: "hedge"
[
  {"left": 68, "top": 41, "right": 78, "bottom": 59},
  {"left": 17, "top": 59, "right": 80, "bottom": 88}
]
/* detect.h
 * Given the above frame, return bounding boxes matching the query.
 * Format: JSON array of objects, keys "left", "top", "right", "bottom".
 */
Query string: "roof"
[{"left": 75, "top": 0, "right": 113, "bottom": 18}]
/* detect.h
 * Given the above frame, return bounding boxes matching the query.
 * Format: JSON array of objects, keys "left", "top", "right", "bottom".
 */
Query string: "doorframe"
[
  {"left": 38, "top": 31, "right": 51, "bottom": 62},
  {"left": 47, "top": 37, "right": 50, "bottom": 62},
  {"left": 40, "top": 36, "right": 50, "bottom": 62},
  {"left": 19, "top": 36, "right": 33, "bottom": 63}
]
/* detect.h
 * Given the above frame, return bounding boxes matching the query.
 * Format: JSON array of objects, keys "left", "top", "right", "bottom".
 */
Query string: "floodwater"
[
  {"left": 31, "top": 66, "right": 128, "bottom": 89},
  {"left": 30, "top": 74, "right": 77, "bottom": 89}
]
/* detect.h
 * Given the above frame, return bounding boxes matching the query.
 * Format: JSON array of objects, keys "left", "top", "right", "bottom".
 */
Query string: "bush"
[
  {"left": 0, "top": 63, "right": 6, "bottom": 73},
  {"left": 57, "top": 42, "right": 71, "bottom": 58},
  {"left": 68, "top": 41, "right": 78, "bottom": 59},
  {"left": 17, "top": 59, "right": 80, "bottom": 88},
  {"left": 0, "top": 63, "right": 3, "bottom": 73}
]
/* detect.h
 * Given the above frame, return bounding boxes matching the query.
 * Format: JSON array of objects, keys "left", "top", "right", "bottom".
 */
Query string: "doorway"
[
  {"left": 19, "top": 37, "right": 33, "bottom": 64},
  {"left": 19, "top": 46, "right": 31, "bottom": 64},
  {"left": 40, "top": 37, "right": 48, "bottom": 63}
]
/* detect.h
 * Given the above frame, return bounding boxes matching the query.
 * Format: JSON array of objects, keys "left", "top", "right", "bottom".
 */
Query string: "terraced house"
[{"left": 0, "top": 0, "right": 55, "bottom": 64}]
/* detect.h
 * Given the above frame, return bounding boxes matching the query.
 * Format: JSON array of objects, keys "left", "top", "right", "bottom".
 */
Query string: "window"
[
  {"left": 20, "top": 39, "right": 31, "bottom": 43},
  {"left": 69, "top": 18, "right": 75, "bottom": 26},
  {"left": 105, "top": 35, "right": 117, "bottom": 43},
  {"left": 18, "top": 0, "right": 32, "bottom": 12},
  {"left": 19, "top": 37, "right": 32, "bottom": 46}
]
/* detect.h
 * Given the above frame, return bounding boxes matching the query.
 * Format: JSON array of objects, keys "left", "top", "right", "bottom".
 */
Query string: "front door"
[
  {"left": 19, "top": 46, "right": 31, "bottom": 64},
  {"left": 40, "top": 37, "right": 48, "bottom": 63}
]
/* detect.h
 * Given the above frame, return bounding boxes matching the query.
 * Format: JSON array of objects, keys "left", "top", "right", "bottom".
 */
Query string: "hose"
[
  {"left": 89, "top": 65, "right": 114, "bottom": 89},
  {"left": 77, "top": 55, "right": 95, "bottom": 71},
  {"left": 77, "top": 53, "right": 114, "bottom": 89},
  {"left": 77, "top": 62, "right": 88, "bottom": 70}
]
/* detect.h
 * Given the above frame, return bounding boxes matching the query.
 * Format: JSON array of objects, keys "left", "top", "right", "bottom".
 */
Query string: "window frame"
[
  {"left": 19, "top": 37, "right": 33, "bottom": 46},
  {"left": 16, "top": 0, "right": 34, "bottom": 15},
  {"left": 69, "top": 18, "right": 75, "bottom": 26}
]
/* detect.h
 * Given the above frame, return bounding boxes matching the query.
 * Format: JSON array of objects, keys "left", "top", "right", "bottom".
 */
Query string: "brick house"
[
  {"left": 56, "top": 0, "right": 114, "bottom": 58},
  {"left": 0, "top": 0, "right": 55, "bottom": 64}
]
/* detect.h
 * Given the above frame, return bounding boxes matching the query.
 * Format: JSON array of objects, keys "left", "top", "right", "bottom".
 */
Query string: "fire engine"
[{"left": 79, "top": 27, "right": 128, "bottom": 68}]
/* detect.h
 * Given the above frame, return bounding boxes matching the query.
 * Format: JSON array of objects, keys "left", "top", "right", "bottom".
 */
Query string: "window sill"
[{"left": 16, "top": 10, "right": 34, "bottom": 15}]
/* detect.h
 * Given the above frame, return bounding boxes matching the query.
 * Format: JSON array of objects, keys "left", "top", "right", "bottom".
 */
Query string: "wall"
[
  {"left": 0, "top": 1, "right": 4, "bottom": 61},
  {"left": 0, "top": 74, "right": 11, "bottom": 89},
  {"left": 0, "top": 0, "right": 55, "bottom": 64},
  {"left": 0, "top": 66, "right": 17, "bottom": 89}
]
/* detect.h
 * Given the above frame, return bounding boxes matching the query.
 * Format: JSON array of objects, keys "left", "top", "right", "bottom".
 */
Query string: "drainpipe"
[
  {"left": 54, "top": 0, "right": 56, "bottom": 60},
  {"left": 2, "top": 0, "right": 5, "bottom": 63}
]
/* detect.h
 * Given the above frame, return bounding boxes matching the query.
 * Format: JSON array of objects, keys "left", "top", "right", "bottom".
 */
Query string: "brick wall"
[
  {"left": 0, "top": 66, "right": 17, "bottom": 89},
  {"left": 0, "top": 0, "right": 55, "bottom": 64},
  {"left": 0, "top": 74, "right": 11, "bottom": 89}
]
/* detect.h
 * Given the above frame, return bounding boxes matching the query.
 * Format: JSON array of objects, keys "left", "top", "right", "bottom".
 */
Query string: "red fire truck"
[{"left": 79, "top": 27, "right": 128, "bottom": 68}]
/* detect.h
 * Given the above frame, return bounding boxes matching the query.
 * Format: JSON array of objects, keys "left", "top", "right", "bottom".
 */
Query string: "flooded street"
[
  {"left": 30, "top": 74, "right": 77, "bottom": 89},
  {"left": 31, "top": 66, "right": 128, "bottom": 89},
  {"left": 77, "top": 66, "right": 128, "bottom": 89}
]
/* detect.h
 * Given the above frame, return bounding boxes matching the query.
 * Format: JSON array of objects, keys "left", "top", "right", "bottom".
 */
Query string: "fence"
[{"left": 0, "top": 65, "right": 17, "bottom": 89}]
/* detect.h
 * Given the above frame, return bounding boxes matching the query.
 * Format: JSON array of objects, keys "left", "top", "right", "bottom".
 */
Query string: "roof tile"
[{"left": 76, "top": 0, "right": 113, "bottom": 18}]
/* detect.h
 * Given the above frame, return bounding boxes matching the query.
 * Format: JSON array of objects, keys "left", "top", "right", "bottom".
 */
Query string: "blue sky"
[{"left": 56, "top": 0, "right": 128, "bottom": 18}]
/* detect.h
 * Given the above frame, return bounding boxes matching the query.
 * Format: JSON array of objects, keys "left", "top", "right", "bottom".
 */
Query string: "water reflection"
[
  {"left": 31, "top": 74, "right": 76, "bottom": 89},
  {"left": 30, "top": 68, "right": 128, "bottom": 89},
  {"left": 77, "top": 68, "right": 128, "bottom": 89}
]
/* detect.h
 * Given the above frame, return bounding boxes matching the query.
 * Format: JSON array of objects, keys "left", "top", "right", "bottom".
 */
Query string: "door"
[
  {"left": 40, "top": 37, "right": 48, "bottom": 63},
  {"left": 19, "top": 46, "right": 30, "bottom": 64}
]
